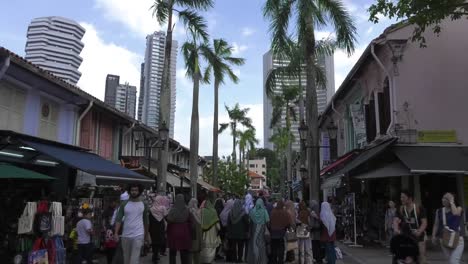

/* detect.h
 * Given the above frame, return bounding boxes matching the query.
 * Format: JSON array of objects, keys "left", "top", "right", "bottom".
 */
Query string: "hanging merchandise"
[
  {"left": 18, "top": 202, "right": 37, "bottom": 235},
  {"left": 34, "top": 201, "right": 52, "bottom": 235},
  {"left": 53, "top": 236, "right": 66, "bottom": 264},
  {"left": 49, "top": 202, "right": 64, "bottom": 236},
  {"left": 30, "top": 237, "right": 56, "bottom": 264}
]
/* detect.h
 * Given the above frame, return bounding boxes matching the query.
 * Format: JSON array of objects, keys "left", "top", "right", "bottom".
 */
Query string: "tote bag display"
[{"left": 18, "top": 202, "right": 37, "bottom": 235}]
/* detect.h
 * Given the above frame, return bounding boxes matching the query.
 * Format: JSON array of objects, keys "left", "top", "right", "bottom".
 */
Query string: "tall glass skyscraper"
[
  {"left": 25, "top": 16, "right": 85, "bottom": 84},
  {"left": 139, "top": 31, "right": 177, "bottom": 138}
]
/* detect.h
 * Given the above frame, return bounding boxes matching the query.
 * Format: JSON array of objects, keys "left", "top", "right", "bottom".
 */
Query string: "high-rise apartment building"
[
  {"left": 104, "top": 74, "right": 137, "bottom": 118},
  {"left": 137, "top": 63, "right": 145, "bottom": 122},
  {"left": 140, "top": 31, "right": 177, "bottom": 138},
  {"left": 263, "top": 50, "right": 335, "bottom": 151},
  {"left": 25, "top": 16, "right": 85, "bottom": 84}
]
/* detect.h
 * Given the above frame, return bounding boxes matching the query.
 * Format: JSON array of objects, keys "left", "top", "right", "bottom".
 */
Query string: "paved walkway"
[{"left": 338, "top": 241, "right": 468, "bottom": 264}]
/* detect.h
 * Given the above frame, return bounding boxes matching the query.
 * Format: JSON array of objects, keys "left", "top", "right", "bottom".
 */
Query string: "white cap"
[{"left": 120, "top": 191, "right": 129, "bottom": 201}]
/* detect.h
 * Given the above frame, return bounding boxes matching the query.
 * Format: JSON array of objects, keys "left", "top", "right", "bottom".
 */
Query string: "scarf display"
[
  {"left": 320, "top": 202, "right": 336, "bottom": 236},
  {"left": 220, "top": 199, "right": 234, "bottom": 227},
  {"left": 167, "top": 194, "right": 189, "bottom": 223},
  {"left": 270, "top": 201, "right": 290, "bottom": 230},
  {"left": 249, "top": 199, "right": 269, "bottom": 225},
  {"left": 150, "top": 195, "right": 168, "bottom": 222},
  {"left": 201, "top": 200, "right": 220, "bottom": 231},
  {"left": 244, "top": 193, "right": 254, "bottom": 214},
  {"left": 229, "top": 199, "right": 245, "bottom": 224},
  {"left": 298, "top": 201, "right": 310, "bottom": 225},
  {"left": 188, "top": 198, "right": 201, "bottom": 224}
]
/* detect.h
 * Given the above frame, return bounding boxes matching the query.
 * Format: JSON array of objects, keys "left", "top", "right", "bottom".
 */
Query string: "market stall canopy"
[
  {"left": 393, "top": 145, "right": 468, "bottom": 174},
  {"left": 20, "top": 139, "right": 148, "bottom": 180},
  {"left": 197, "top": 179, "right": 221, "bottom": 193},
  {"left": 141, "top": 161, "right": 190, "bottom": 188},
  {"left": 321, "top": 175, "right": 342, "bottom": 190},
  {"left": 355, "top": 161, "right": 411, "bottom": 179},
  {"left": 0, "top": 164, "right": 55, "bottom": 180}
]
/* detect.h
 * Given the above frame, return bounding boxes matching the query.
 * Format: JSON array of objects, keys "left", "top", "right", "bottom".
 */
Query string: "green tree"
[
  {"left": 219, "top": 103, "right": 254, "bottom": 162},
  {"left": 264, "top": 0, "right": 357, "bottom": 203},
  {"left": 269, "top": 127, "right": 294, "bottom": 195},
  {"left": 369, "top": 0, "right": 468, "bottom": 46},
  {"left": 182, "top": 24, "right": 213, "bottom": 198},
  {"left": 237, "top": 128, "right": 259, "bottom": 168},
  {"left": 249, "top": 148, "right": 281, "bottom": 192},
  {"left": 204, "top": 157, "right": 249, "bottom": 196},
  {"left": 151, "top": 0, "right": 213, "bottom": 193},
  {"left": 205, "top": 39, "right": 245, "bottom": 185}
]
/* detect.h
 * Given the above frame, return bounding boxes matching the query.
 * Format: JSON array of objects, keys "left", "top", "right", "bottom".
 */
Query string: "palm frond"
[
  {"left": 181, "top": 41, "right": 197, "bottom": 80},
  {"left": 203, "top": 65, "right": 212, "bottom": 84},
  {"left": 314, "top": 61, "right": 327, "bottom": 89},
  {"left": 176, "top": 0, "right": 214, "bottom": 11},
  {"left": 319, "top": 0, "right": 357, "bottom": 55},
  {"left": 289, "top": 106, "right": 297, "bottom": 121},
  {"left": 226, "top": 67, "right": 240, "bottom": 84},
  {"left": 151, "top": 0, "right": 169, "bottom": 25},
  {"left": 178, "top": 9, "right": 210, "bottom": 42},
  {"left": 219, "top": 123, "right": 229, "bottom": 134},
  {"left": 225, "top": 57, "right": 245, "bottom": 66}
]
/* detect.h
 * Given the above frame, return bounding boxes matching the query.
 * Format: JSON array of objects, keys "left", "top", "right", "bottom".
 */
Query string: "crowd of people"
[{"left": 71, "top": 183, "right": 340, "bottom": 264}]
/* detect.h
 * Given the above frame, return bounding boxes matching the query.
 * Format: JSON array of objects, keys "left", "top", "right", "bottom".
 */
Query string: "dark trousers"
[
  {"left": 270, "top": 239, "right": 285, "bottom": 264},
  {"left": 106, "top": 247, "right": 116, "bottom": 264},
  {"left": 169, "top": 249, "right": 190, "bottom": 264},
  {"left": 228, "top": 239, "right": 245, "bottom": 262},
  {"left": 312, "top": 240, "right": 323, "bottom": 263},
  {"left": 76, "top": 243, "right": 93, "bottom": 264},
  {"left": 152, "top": 244, "right": 165, "bottom": 263},
  {"left": 325, "top": 242, "right": 336, "bottom": 264}
]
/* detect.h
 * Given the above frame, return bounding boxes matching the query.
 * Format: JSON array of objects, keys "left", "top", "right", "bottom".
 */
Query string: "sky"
[{"left": 0, "top": 0, "right": 395, "bottom": 157}]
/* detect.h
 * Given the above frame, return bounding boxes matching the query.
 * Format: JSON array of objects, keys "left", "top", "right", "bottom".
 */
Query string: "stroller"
[{"left": 390, "top": 234, "right": 419, "bottom": 264}]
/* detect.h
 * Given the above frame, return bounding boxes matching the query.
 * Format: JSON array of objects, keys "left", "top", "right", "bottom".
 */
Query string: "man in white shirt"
[
  {"left": 114, "top": 184, "right": 149, "bottom": 264},
  {"left": 76, "top": 209, "right": 94, "bottom": 264}
]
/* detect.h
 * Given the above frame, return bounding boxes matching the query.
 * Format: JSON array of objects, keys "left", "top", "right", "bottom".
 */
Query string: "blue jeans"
[
  {"left": 325, "top": 242, "right": 336, "bottom": 264},
  {"left": 76, "top": 243, "right": 93, "bottom": 264}
]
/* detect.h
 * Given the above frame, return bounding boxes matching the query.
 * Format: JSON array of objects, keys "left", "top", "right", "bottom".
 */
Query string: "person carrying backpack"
[{"left": 114, "top": 184, "right": 149, "bottom": 264}]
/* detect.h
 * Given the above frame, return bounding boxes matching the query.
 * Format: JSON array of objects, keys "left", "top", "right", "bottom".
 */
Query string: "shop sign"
[
  {"left": 350, "top": 102, "right": 367, "bottom": 147},
  {"left": 417, "top": 130, "right": 457, "bottom": 143},
  {"left": 120, "top": 156, "right": 141, "bottom": 169}
]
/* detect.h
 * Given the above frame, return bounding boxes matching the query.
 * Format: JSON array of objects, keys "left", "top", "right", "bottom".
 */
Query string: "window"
[
  {"left": 0, "top": 81, "right": 26, "bottom": 132},
  {"left": 38, "top": 98, "right": 59, "bottom": 140},
  {"left": 365, "top": 99, "right": 376, "bottom": 142},
  {"left": 262, "top": 164, "right": 266, "bottom": 168},
  {"left": 249, "top": 164, "right": 255, "bottom": 168},
  {"left": 262, "top": 171, "right": 266, "bottom": 175}
]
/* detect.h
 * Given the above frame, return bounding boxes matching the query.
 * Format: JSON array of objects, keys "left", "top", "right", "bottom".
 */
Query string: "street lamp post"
[{"left": 298, "top": 120, "right": 338, "bottom": 202}]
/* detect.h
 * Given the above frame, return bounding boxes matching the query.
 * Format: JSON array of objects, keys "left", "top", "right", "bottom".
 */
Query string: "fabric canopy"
[
  {"left": 197, "top": 179, "right": 221, "bottom": 192},
  {"left": 355, "top": 161, "right": 411, "bottom": 179},
  {"left": 0, "top": 164, "right": 55, "bottom": 180},
  {"left": 321, "top": 175, "right": 342, "bottom": 190},
  {"left": 167, "top": 172, "right": 190, "bottom": 188},
  {"left": 393, "top": 145, "right": 468, "bottom": 174},
  {"left": 21, "top": 139, "right": 146, "bottom": 179}
]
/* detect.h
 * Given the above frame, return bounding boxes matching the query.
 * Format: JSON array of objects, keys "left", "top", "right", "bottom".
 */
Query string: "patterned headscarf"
[
  {"left": 220, "top": 199, "right": 234, "bottom": 227},
  {"left": 249, "top": 199, "right": 269, "bottom": 225},
  {"left": 229, "top": 199, "right": 245, "bottom": 224},
  {"left": 201, "top": 200, "right": 220, "bottom": 231},
  {"left": 150, "top": 195, "right": 168, "bottom": 222}
]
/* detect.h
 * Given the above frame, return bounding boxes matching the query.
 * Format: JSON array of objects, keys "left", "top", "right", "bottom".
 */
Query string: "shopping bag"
[
  {"left": 34, "top": 213, "right": 52, "bottom": 234},
  {"left": 287, "top": 240, "right": 298, "bottom": 251},
  {"left": 296, "top": 224, "right": 310, "bottom": 239},
  {"left": 28, "top": 249, "right": 48, "bottom": 264},
  {"left": 335, "top": 246, "right": 343, "bottom": 259},
  {"left": 286, "top": 227, "right": 297, "bottom": 241},
  {"left": 18, "top": 202, "right": 37, "bottom": 234},
  {"left": 50, "top": 216, "right": 64, "bottom": 236}
]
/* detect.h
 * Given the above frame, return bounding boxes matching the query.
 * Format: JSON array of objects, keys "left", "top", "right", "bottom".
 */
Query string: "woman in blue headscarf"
[{"left": 247, "top": 199, "right": 270, "bottom": 264}]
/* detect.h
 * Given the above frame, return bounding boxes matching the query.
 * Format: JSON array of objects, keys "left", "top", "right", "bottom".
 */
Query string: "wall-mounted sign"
[{"left": 417, "top": 130, "right": 457, "bottom": 143}]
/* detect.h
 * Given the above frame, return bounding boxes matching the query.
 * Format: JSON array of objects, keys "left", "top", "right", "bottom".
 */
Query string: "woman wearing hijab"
[
  {"left": 166, "top": 194, "right": 192, "bottom": 264},
  {"left": 149, "top": 195, "right": 168, "bottom": 264},
  {"left": 310, "top": 200, "right": 323, "bottom": 263},
  {"left": 269, "top": 200, "right": 291, "bottom": 264},
  {"left": 214, "top": 198, "right": 226, "bottom": 259},
  {"left": 188, "top": 198, "right": 202, "bottom": 264},
  {"left": 220, "top": 199, "right": 235, "bottom": 261},
  {"left": 200, "top": 200, "right": 221, "bottom": 263},
  {"left": 297, "top": 201, "right": 312, "bottom": 264},
  {"left": 227, "top": 199, "right": 249, "bottom": 263},
  {"left": 247, "top": 199, "right": 270, "bottom": 264},
  {"left": 244, "top": 193, "right": 254, "bottom": 214},
  {"left": 320, "top": 202, "right": 337, "bottom": 264},
  {"left": 285, "top": 200, "right": 297, "bottom": 262}
]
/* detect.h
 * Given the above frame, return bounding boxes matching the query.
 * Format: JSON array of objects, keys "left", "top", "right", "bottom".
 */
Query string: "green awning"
[{"left": 0, "top": 164, "right": 55, "bottom": 180}]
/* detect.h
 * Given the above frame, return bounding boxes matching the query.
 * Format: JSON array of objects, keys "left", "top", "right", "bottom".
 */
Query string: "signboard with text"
[{"left": 417, "top": 130, "right": 457, "bottom": 143}]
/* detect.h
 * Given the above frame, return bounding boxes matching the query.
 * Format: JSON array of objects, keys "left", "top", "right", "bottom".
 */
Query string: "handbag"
[
  {"left": 50, "top": 216, "right": 64, "bottom": 236},
  {"left": 296, "top": 224, "right": 310, "bottom": 239},
  {"left": 335, "top": 246, "right": 343, "bottom": 259},
  {"left": 286, "top": 240, "right": 298, "bottom": 251},
  {"left": 441, "top": 208, "right": 460, "bottom": 249},
  {"left": 286, "top": 227, "right": 297, "bottom": 241}
]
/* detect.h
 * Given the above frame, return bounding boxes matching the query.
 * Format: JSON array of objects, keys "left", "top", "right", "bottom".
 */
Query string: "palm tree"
[
  {"left": 151, "top": 0, "right": 213, "bottom": 193},
  {"left": 205, "top": 39, "right": 245, "bottom": 185},
  {"left": 219, "top": 103, "right": 254, "bottom": 163},
  {"left": 237, "top": 128, "right": 259, "bottom": 168},
  {"left": 182, "top": 24, "right": 213, "bottom": 199},
  {"left": 269, "top": 127, "right": 294, "bottom": 195},
  {"left": 264, "top": 0, "right": 357, "bottom": 203}
]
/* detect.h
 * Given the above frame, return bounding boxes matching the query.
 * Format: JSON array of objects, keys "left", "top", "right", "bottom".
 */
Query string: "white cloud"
[
  {"left": 333, "top": 46, "right": 366, "bottom": 89},
  {"left": 315, "top": 31, "right": 336, "bottom": 40},
  {"left": 233, "top": 69, "right": 241, "bottom": 78},
  {"left": 77, "top": 23, "right": 142, "bottom": 103},
  {"left": 366, "top": 26, "right": 374, "bottom": 36},
  {"left": 232, "top": 42, "right": 248, "bottom": 55},
  {"left": 241, "top": 27, "right": 255, "bottom": 37},
  {"left": 94, "top": 0, "right": 162, "bottom": 37}
]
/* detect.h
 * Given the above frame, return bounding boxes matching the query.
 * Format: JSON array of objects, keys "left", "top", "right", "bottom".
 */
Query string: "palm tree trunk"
[
  {"left": 298, "top": 63, "right": 306, "bottom": 198},
  {"left": 190, "top": 75, "right": 201, "bottom": 199},
  {"left": 305, "top": 19, "right": 320, "bottom": 204},
  {"left": 212, "top": 81, "right": 219, "bottom": 185},
  {"left": 232, "top": 123, "right": 237, "bottom": 161},
  {"left": 157, "top": 7, "right": 174, "bottom": 194},
  {"left": 285, "top": 102, "right": 292, "bottom": 199},
  {"left": 238, "top": 142, "right": 242, "bottom": 169}
]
